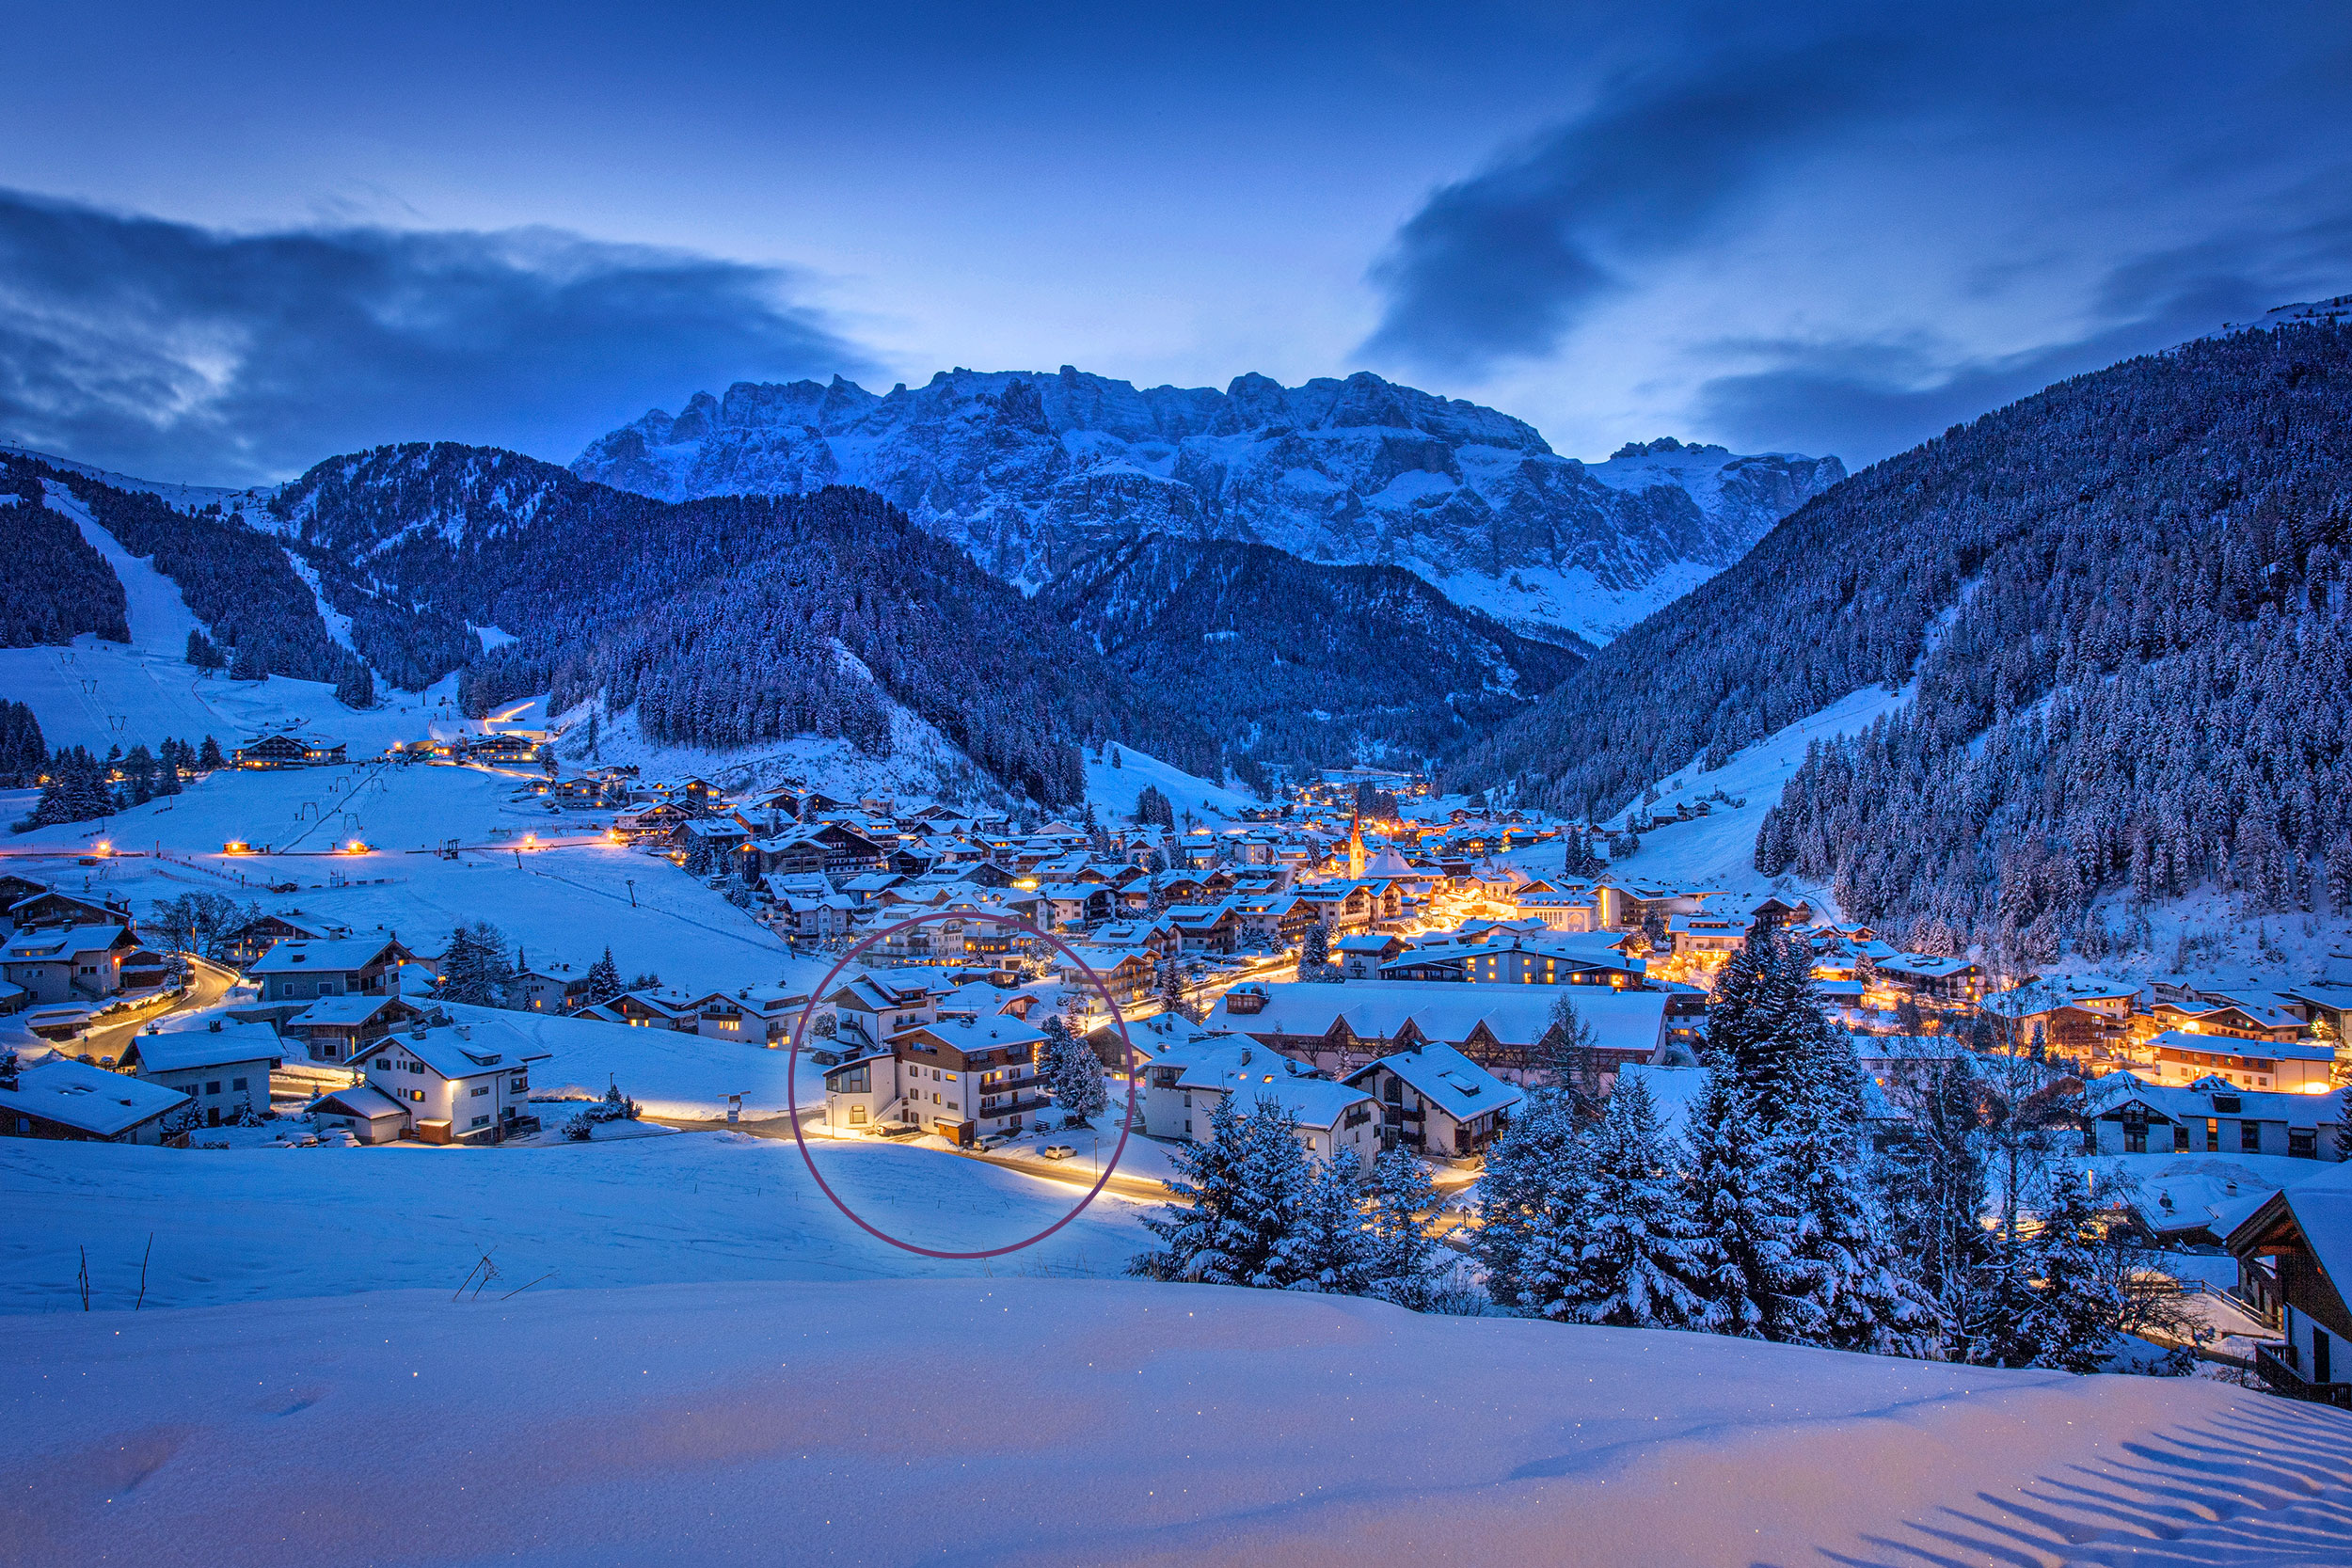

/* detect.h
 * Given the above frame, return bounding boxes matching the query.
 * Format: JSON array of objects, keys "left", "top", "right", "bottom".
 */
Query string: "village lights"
[
  {"left": 344, "top": 839, "right": 371, "bottom": 854},
  {"left": 92, "top": 841, "right": 112, "bottom": 855},
  {"left": 222, "top": 840, "right": 251, "bottom": 855}
]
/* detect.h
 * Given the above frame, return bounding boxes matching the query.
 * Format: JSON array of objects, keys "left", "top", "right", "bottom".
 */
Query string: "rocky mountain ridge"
[{"left": 573, "top": 367, "right": 1844, "bottom": 642}]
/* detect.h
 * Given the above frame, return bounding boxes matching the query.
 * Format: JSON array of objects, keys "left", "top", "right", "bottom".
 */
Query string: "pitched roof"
[
  {"left": 1207, "top": 979, "right": 1668, "bottom": 1055},
  {"left": 1343, "top": 1042, "right": 1524, "bottom": 1122},
  {"left": 122, "top": 1021, "right": 285, "bottom": 1073},
  {"left": 247, "top": 937, "right": 403, "bottom": 974},
  {"left": 1, "top": 924, "right": 128, "bottom": 963},
  {"left": 1, "top": 1056, "right": 187, "bottom": 1136},
  {"left": 2146, "top": 1030, "right": 2332, "bottom": 1064},
  {"left": 288, "top": 994, "right": 415, "bottom": 1027},
  {"left": 308, "top": 1083, "right": 409, "bottom": 1120}
]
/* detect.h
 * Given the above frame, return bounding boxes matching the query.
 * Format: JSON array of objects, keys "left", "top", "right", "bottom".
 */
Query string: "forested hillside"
[
  {"left": 0, "top": 463, "right": 128, "bottom": 646},
  {"left": 1048, "top": 534, "right": 1585, "bottom": 778},
  {"left": 1457, "top": 321, "right": 2352, "bottom": 960},
  {"left": 271, "top": 444, "right": 1220, "bottom": 805},
  {"left": 1, "top": 451, "right": 359, "bottom": 686}
]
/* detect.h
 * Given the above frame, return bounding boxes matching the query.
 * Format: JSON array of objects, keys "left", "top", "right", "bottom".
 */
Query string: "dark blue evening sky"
[{"left": 1, "top": 0, "right": 2347, "bottom": 483}]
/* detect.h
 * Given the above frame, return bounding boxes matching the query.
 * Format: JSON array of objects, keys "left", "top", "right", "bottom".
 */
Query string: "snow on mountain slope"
[
  {"left": 1085, "top": 743, "right": 1252, "bottom": 823},
  {"left": 1502, "top": 683, "right": 1916, "bottom": 912},
  {"left": 6, "top": 1275, "right": 2343, "bottom": 1567},
  {"left": 573, "top": 371, "right": 1843, "bottom": 644}
]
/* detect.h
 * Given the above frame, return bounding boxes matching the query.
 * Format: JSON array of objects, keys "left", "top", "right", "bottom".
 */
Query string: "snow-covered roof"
[
  {"left": 309, "top": 1082, "right": 409, "bottom": 1121},
  {"left": 1209, "top": 980, "right": 1668, "bottom": 1055},
  {"left": 288, "top": 994, "right": 413, "bottom": 1027},
  {"left": 1344, "top": 1042, "right": 1523, "bottom": 1123},
  {"left": 1872, "top": 952, "right": 1977, "bottom": 979},
  {"left": 124, "top": 1021, "right": 285, "bottom": 1073},
  {"left": 370, "top": 1021, "right": 550, "bottom": 1079},
  {"left": 1160, "top": 1039, "right": 1373, "bottom": 1129},
  {"left": 1, "top": 924, "right": 127, "bottom": 963},
  {"left": 2083, "top": 1071, "right": 2341, "bottom": 1122},
  {"left": 247, "top": 937, "right": 401, "bottom": 974},
  {"left": 2146, "top": 1030, "right": 2331, "bottom": 1065},
  {"left": 1, "top": 1056, "right": 187, "bottom": 1136},
  {"left": 892, "top": 1013, "right": 1045, "bottom": 1054},
  {"left": 1979, "top": 976, "right": 2140, "bottom": 1017}
]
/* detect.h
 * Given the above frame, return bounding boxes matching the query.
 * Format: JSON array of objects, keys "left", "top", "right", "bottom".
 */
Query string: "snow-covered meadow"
[{"left": 6, "top": 1275, "right": 2346, "bottom": 1567}]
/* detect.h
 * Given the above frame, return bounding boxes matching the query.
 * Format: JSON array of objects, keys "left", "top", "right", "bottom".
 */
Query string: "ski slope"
[
  {"left": 5, "top": 1275, "right": 2343, "bottom": 1567},
  {"left": 1085, "top": 743, "right": 1252, "bottom": 824}
]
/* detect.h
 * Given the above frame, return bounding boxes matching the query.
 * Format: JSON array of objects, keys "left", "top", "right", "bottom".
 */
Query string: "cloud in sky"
[
  {"left": 0, "top": 189, "right": 870, "bottom": 485},
  {"left": 1362, "top": 2, "right": 2352, "bottom": 464}
]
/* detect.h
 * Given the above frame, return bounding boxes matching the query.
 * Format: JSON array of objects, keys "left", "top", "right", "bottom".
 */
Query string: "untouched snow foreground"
[{"left": 7, "top": 1280, "right": 2347, "bottom": 1568}]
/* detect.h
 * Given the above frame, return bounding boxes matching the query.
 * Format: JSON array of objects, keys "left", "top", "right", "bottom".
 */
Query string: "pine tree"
[
  {"left": 1041, "top": 1014, "right": 1107, "bottom": 1127},
  {"left": 585, "top": 946, "right": 623, "bottom": 1006},
  {"left": 1472, "top": 1086, "right": 1587, "bottom": 1310},
  {"left": 1775, "top": 1031, "right": 1941, "bottom": 1355},
  {"left": 185, "top": 628, "right": 224, "bottom": 672},
  {"left": 1679, "top": 1063, "right": 1799, "bottom": 1338},
  {"left": 434, "top": 925, "right": 501, "bottom": 1006},
  {"left": 2013, "top": 1166, "right": 2125, "bottom": 1373},
  {"left": 335, "top": 660, "right": 375, "bottom": 709},
  {"left": 2336, "top": 1085, "right": 2352, "bottom": 1162},
  {"left": 1297, "top": 920, "right": 1334, "bottom": 981},
  {"left": 1279, "top": 1147, "right": 1373, "bottom": 1296},
  {"left": 1539, "top": 1074, "right": 1708, "bottom": 1329},
  {"left": 1130, "top": 1093, "right": 1310, "bottom": 1288},
  {"left": 1537, "top": 988, "right": 1604, "bottom": 1121},
  {"left": 153, "top": 738, "right": 183, "bottom": 796},
  {"left": 1878, "top": 1058, "right": 1996, "bottom": 1358},
  {"left": 198, "top": 736, "right": 227, "bottom": 770},
  {"left": 1156, "top": 956, "right": 1199, "bottom": 1022},
  {"left": 1360, "top": 1146, "right": 1444, "bottom": 1310},
  {"left": 230, "top": 642, "right": 266, "bottom": 680},
  {"left": 121, "top": 744, "right": 157, "bottom": 806}
]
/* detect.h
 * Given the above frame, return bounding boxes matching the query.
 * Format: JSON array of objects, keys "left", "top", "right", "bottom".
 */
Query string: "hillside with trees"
[
  {"left": 271, "top": 444, "right": 1221, "bottom": 806},
  {"left": 1047, "top": 534, "right": 1585, "bottom": 779},
  {"left": 1455, "top": 320, "right": 2352, "bottom": 960}
]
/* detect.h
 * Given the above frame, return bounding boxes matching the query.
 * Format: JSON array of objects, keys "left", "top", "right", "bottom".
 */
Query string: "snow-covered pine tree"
[
  {"left": 1876, "top": 1056, "right": 1994, "bottom": 1348},
  {"left": 1155, "top": 957, "right": 1200, "bottom": 1022},
  {"left": 1471, "top": 1086, "right": 1587, "bottom": 1312},
  {"left": 2014, "top": 1166, "right": 2126, "bottom": 1373},
  {"left": 1040, "top": 1014, "right": 1107, "bottom": 1127},
  {"left": 1537, "top": 988, "right": 1604, "bottom": 1122},
  {"left": 1679, "top": 1061, "right": 1799, "bottom": 1338},
  {"left": 2335, "top": 1083, "right": 2352, "bottom": 1162},
  {"left": 1129, "top": 1093, "right": 1309, "bottom": 1289},
  {"left": 1774, "top": 1025, "right": 1942, "bottom": 1356},
  {"left": 198, "top": 735, "right": 226, "bottom": 770},
  {"left": 1279, "top": 1146, "right": 1372, "bottom": 1296},
  {"left": 1360, "top": 1145, "right": 1444, "bottom": 1310},
  {"left": 1543, "top": 1073, "right": 1708, "bottom": 1329},
  {"left": 1297, "top": 920, "right": 1335, "bottom": 982},
  {"left": 585, "top": 946, "right": 623, "bottom": 1006},
  {"left": 434, "top": 925, "right": 503, "bottom": 1006}
]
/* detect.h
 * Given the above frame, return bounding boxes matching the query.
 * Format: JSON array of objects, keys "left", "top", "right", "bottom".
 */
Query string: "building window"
[
  {"left": 471, "top": 1085, "right": 489, "bottom": 1097},
  {"left": 376, "top": 1057, "right": 391, "bottom": 1069},
  {"left": 204, "top": 1080, "right": 221, "bottom": 1096},
  {"left": 231, "top": 1077, "right": 247, "bottom": 1092},
  {"left": 470, "top": 1115, "right": 489, "bottom": 1128},
  {"left": 2242, "top": 1122, "right": 2263, "bottom": 1153}
]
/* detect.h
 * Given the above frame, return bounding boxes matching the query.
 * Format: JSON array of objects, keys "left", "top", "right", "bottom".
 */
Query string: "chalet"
[
  {"left": 2142, "top": 991, "right": 2312, "bottom": 1046},
  {"left": 2145, "top": 1030, "right": 2334, "bottom": 1094},
  {"left": 1343, "top": 1042, "right": 1525, "bottom": 1159},
  {"left": 678, "top": 816, "right": 754, "bottom": 860},
  {"left": 1862, "top": 952, "right": 1985, "bottom": 1008},
  {"left": 1138, "top": 1037, "right": 1380, "bottom": 1164},
  {"left": 1979, "top": 975, "right": 2139, "bottom": 1056},
  {"left": 769, "top": 892, "right": 857, "bottom": 942},
  {"left": 576, "top": 989, "right": 699, "bottom": 1031},
  {"left": 2228, "top": 1187, "right": 2352, "bottom": 1407},
  {"left": 119, "top": 1020, "right": 283, "bottom": 1124},
  {"left": 2081, "top": 1074, "right": 2346, "bottom": 1161},
  {"left": 8, "top": 888, "right": 133, "bottom": 933},
  {"left": 1, "top": 925, "right": 142, "bottom": 1005},
  {"left": 614, "top": 801, "right": 694, "bottom": 842},
  {"left": 640, "top": 775, "right": 728, "bottom": 812},
  {"left": 346, "top": 1015, "right": 548, "bottom": 1144},
  {"left": 1665, "top": 912, "right": 1754, "bottom": 959},
  {"left": 220, "top": 910, "right": 348, "bottom": 966},
  {"left": 692, "top": 986, "right": 811, "bottom": 1048},
  {"left": 1209, "top": 979, "right": 1669, "bottom": 1083},
  {"left": 233, "top": 731, "right": 346, "bottom": 768},
  {"left": 1294, "top": 883, "right": 1375, "bottom": 936},
  {"left": 883, "top": 1014, "right": 1052, "bottom": 1146},
  {"left": 1227, "top": 894, "right": 1317, "bottom": 952},
  {"left": 1055, "top": 944, "right": 1157, "bottom": 1012},
  {"left": 246, "top": 937, "right": 411, "bottom": 1003},
  {"left": 1039, "top": 883, "right": 1113, "bottom": 932},
  {"left": 752, "top": 822, "right": 888, "bottom": 876},
  {"left": 1163, "top": 902, "right": 1240, "bottom": 955},
  {"left": 1594, "top": 881, "right": 1724, "bottom": 931},
  {"left": 283, "top": 993, "right": 426, "bottom": 1062},
  {"left": 548, "top": 771, "right": 630, "bottom": 809},
  {"left": 825, "top": 974, "right": 941, "bottom": 1053},
  {"left": 505, "top": 960, "right": 595, "bottom": 1014},
  {"left": 838, "top": 871, "right": 909, "bottom": 904},
  {"left": 0, "top": 1051, "right": 188, "bottom": 1144},
  {"left": 1746, "top": 895, "right": 1815, "bottom": 929},
  {"left": 1377, "top": 931, "right": 1645, "bottom": 989},
  {"left": 1332, "top": 932, "right": 1411, "bottom": 979}
]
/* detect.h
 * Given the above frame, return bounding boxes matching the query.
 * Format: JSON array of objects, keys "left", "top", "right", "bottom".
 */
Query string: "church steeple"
[{"left": 1347, "top": 810, "right": 1366, "bottom": 879}]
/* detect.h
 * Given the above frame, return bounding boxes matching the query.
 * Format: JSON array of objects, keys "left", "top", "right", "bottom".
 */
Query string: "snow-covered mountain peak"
[{"left": 574, "top": 368, "right": 1843, "bottom": 642}]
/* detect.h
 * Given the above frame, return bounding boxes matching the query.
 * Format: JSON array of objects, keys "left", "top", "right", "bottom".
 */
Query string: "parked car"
[{"left": 1041, "top": 1144, "right": 1075, "bottom": 1160}]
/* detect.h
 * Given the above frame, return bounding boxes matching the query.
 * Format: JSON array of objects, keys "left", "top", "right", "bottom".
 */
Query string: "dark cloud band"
[{"left": 0, "top": 190, "right": 868, "bottom": 483}]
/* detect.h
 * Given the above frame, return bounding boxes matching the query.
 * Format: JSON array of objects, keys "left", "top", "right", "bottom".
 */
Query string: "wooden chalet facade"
[{"left": 2229, "top": 1189, "right": 2352, "bottom": 1408}]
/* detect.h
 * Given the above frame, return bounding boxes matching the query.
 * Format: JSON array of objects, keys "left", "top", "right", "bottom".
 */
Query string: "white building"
[
  {"left": 345, "top": 1015, "right": 550, "bottom": 1144},
  {"left": 119, "top": 1020, "right": 284, "bottom": 1126},
  {"left": 1, "top": 1051, "right": 189, "bottom": 1144},
  {"left": 1343, "top": 1042, "right": 1525, "bottom": 1159},
  {"left": 1139, "top": 1037, "right": 1381, "bottom": 1164}
]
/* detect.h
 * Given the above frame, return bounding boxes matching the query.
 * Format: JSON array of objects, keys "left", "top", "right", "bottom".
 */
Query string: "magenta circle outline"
[{"left": 785, "top": 909, "right": 1143, "bottom": 1259}]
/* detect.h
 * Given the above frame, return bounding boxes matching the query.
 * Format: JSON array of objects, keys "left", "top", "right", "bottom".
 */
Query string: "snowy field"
[
  {"left": 1500, "top": 682, "right": 1915, "bottom": 916},
  {"left": 0, "top": 1131, "right": 1152, "bottom": 1316},
  {"left": 4, "top": 763, "right": 811, "bottom": 1000},
  {"left": 6, "top": 1275, "right": 2345, "bottom": 1568}
]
